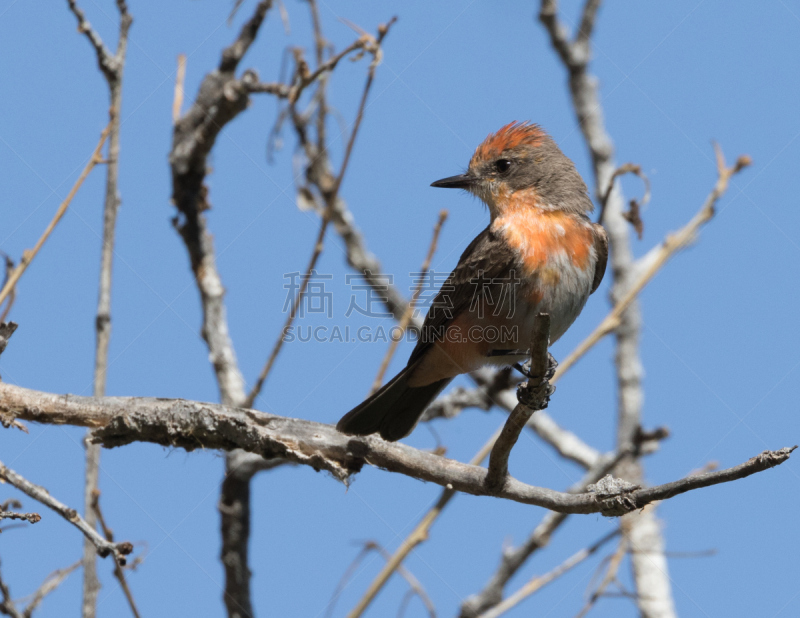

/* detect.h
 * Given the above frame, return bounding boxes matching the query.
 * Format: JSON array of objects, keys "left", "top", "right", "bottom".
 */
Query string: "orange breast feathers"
[{"left": 490, "top": 202, "right": 594, "bottom": 277}]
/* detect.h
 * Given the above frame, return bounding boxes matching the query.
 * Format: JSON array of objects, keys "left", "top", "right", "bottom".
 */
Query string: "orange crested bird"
[{"left": 337, "top": 121, "right": 607, "bottom": 441}]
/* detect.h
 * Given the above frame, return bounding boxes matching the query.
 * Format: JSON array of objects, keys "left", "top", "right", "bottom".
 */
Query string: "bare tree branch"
[
  {"left": 65, "top": 1, "right": 133, "bottom": 613},
  {"left": 486, "top": 314, "right": 552, "bottom": 489},
  {"left": 0, "top": 383, "right": 792, "bottom": 515},
  {"left": 246, "top": 16, "right": 396, "bottom": 408},
  {"left": 0, "top": 511, "right": 40, "bottom": 525},
  {"left": 477, "top": 529, "right": 621, "bottom": 618},
  {"left": 553, "top": 148, "right": 750, "bottom": 383},
  {"left": 0, "top": 560, "right": 22, "bottom": 618},
  {"left": 0, "top": 256, "right": 16, "bottom": 323},
  {"left": 0, "top": 323, "right": 18, "bottom": 360},
  {"left": 575, "top": 534, "right": 627, "bottom": 618},
  {"left": 20, "top": 561, "right": 82, "bottom": 618},
  {"left": 461, "top": 449, "right": 630, "bottom": 617},
  {"left": 371, "top": 210, "right": 447, "bottom": 394},
  {"left": 0, "top": 124, "right": 110, "bottom": 309},
  {"left": 472, "top": 369, "right": 602, "bottom": 469},
  {"left": 326, "top": 541, "right": 436, "bottom": 618},
  {"left": 539, "top": 0, "right": 675, "bottom": 612},
  {"left": 0, "top": 458, "right": 133, "bottom": 565},
  {"left": 91, "top": 492, "right": 141, "bottom": 618}
]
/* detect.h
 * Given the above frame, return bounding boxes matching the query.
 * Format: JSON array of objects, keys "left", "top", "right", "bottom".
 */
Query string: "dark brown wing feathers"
[
  {"left": 407, "top": 226, "right": 519, "bottom": 365},
  {"left": 590, "top": 223, "right": 608, "bottom": 294}
]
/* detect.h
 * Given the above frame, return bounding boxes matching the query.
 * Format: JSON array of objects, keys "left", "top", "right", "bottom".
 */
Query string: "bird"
[{"left": 337, "top": 121, "right": 607, "bottom": 442}]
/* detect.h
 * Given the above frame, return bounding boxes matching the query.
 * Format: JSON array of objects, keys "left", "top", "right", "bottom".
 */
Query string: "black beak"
[{"left": 430, "top": 174, "right": 473, "bottom": 189}]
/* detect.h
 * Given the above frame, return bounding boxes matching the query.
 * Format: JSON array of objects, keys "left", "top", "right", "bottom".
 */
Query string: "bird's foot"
[
  {"left": 514, "top": 353, "right": 558, "bottom": 409},
  {"left": 513, "top": 353, "right": 557, "bottom": 380},
  {"left": 517, "top": 380, "right": 556, "bottom": 409}
]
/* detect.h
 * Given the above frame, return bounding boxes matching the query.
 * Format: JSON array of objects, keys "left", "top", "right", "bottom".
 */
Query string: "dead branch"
[
  {"left": 598, "top": 163, "right": 650, "bottom": 238},
  {"left": 65, "top": 1, "right": 133, "bottom": 612},
  {"left": 172, "top": 53, "right": 186, "bottom": 124},
  {"left": 20, "top": 561, "right": 81, "bottom": 618},
  {"left": 575, "top": 535, "right": 627, "bottom": 618},
  {"left": 91, "top": 492, "right": 140, "bottom": 618},
  {"left": 0, "top": 383, "right": 793, "bottom": 515},
  {"left": 0, "top": 124, "right": 111, "bottom": 309},
  {"left": 486, "top": 315, "right": 552, "bottom": 490},
  {"left": 169, "top": 5, "right": 275, "bottom": 617},
  {"left": 0, "top": 256, "right": 15, "bottom": 323},
  {"left": 0, "top": 458, "right": 132, "bottom": 565},
  {"left": 461, "top": 449, "right": 630, "bottom": 617},
  {"left": 245, "top": 16, "right": 396, "bottom": 408},
  {"left": 472, "top": 369, "right": 601, "bottom": 469},
  {"left": 0, "top": 323, "right": 17, "bottom": 360},
  {"left": 540, "top": 1, "right": 679, "bottom": 610},
  {"left": 0, "top": 511, "right": 40, "bottom": 525},
  {"left": 371, "top": 210, "right": 448, "bottom": 394},
  {"left": 478, "top": 529, "right": 620, "bottom": 618}
]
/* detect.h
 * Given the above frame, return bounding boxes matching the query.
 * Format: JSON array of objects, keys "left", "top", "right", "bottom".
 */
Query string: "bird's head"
[{"left": 431, "top": 121, "right": 593, "bottom": 219}]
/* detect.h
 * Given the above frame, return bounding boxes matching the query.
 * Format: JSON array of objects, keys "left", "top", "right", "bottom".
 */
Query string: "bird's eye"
[{"left": 494, "top": 159, "right": 512, "bottom": 174}]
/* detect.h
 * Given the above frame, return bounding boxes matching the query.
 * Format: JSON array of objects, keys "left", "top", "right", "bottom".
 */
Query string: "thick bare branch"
[{"left": 0, "top": 383, "right": 792, "bottom": 515}]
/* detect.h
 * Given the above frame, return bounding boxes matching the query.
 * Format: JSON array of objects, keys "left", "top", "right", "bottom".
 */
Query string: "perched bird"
[{"left": 337, "top": 122, "right": 607, "bottom": 441}]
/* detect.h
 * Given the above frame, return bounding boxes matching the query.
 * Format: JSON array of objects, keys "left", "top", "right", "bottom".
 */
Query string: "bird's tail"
[{"left": 336, "top": 364, "right": 451, "bottom": 442}]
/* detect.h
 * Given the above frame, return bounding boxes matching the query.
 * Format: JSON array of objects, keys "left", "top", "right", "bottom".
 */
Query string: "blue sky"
[{"left": 1, "top": 0, "right": 799, "bottom": 616}]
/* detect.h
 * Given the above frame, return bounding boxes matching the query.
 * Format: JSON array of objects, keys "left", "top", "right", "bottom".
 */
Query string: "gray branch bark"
[
  {"left": 539, "top": 0, "right": 676, "bottom": 614},
  {"left": 65, "top": 2, "right": 132, "bottom": 615},
  {"left": 0, "top": 458, "right": 133, "bottom": 564},
  {"left": 169, "top": 5, "right": 274, "bottom": 616},
  {"left": 1, "top": 383, "right": 793, "bottom": 516}
]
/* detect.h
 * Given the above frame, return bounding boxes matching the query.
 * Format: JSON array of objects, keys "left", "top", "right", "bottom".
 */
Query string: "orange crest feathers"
[{"left": 471, "top": 121, "right": 546, "bottom": 165}]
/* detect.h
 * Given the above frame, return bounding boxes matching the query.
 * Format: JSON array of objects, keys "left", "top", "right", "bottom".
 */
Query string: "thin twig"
[
  {"left": 370, "top": 210, "right": 448, "bottom": 394},
  {"left": 326, "top": 542, "right": 436, "bottom": 618},
  {"left": 245, "top": 18, "right": 396, "bottom": 409},
  {"left": 21, "top": 561, "right": 81, "bottom": 618},
  {"left": 172, "top": 54, "right": 186, "bottom": 124},
  {"left": 553, "top": 147, "right": 750, "bottom": 382},
  {"left": 478, "top": 529, "right": 620, "bottom": 618},
  {"left": 486, "top": 314, "right": 552, "bottom": 490},
  {"left": 68, "top": 1, "right": 133, "bottom": 612},
  {"left": 597, "top": 163, "right": 650, "bottom": 237},
  {"left": 0, "top": 459, "right": 132, "bottom": 565},
  {"left": 460, "top": 449, "right": 634, "bottom": 617},
  {"left": 91, "top": 492, "right": 141, "bottom": 618},
  {"left": 0, "top": 256, "right": 15, "bottom": 323},
  {"left": 0, "top": 123, "right": 111, "bottom": 308},
  {"left": 0, "top": 560, "right": 21, "bottom": 618},
  {"left": 575, "top": 536, "right": 627, "bottom": 618},
  {"left": 0, "top": 511, "right": 40, "bottom": 525}
]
